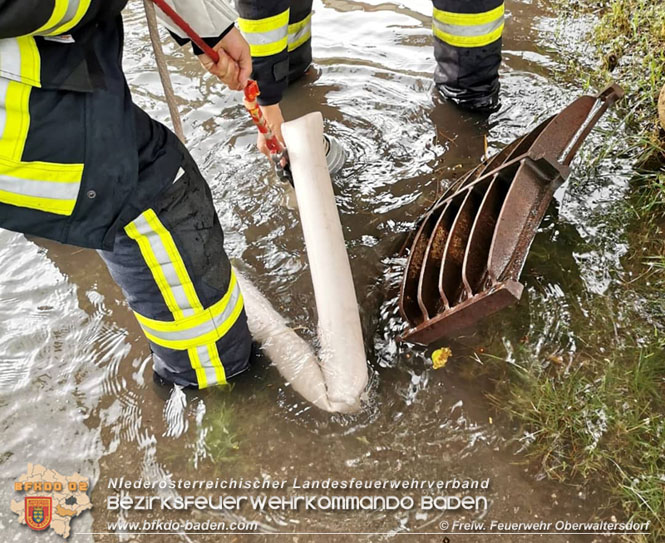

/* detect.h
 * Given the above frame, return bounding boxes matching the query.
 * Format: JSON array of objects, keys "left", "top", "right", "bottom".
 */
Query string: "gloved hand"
[{"left": 198, "top": 27, "right": 252, "bottom": 91}]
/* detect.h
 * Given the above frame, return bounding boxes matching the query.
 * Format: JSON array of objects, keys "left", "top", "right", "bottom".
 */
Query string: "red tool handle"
[{"left": 243, "top": 80, "right": 286, "bottom": 155}]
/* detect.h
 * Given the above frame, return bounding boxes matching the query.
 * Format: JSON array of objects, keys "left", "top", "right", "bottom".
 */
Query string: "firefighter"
[
  {"left": 0, "top": 0, "right": 256, "bottom": 389},
  {"left": 432, "top": 0, "right": 504, "bottom": 111},
  {"left": 236, "top": 0, "right": 504, "bottom": 158}
]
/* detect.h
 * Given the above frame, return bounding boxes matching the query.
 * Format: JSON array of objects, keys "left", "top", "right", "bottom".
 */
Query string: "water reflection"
[{"left": 0, "top": 1, "right": 634, "bottom": 541}]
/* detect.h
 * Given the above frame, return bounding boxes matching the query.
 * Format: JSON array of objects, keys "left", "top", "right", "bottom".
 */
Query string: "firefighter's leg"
[
  {"left": 288, "top": 0, "right": 314, "bottom": 81},
  {"left": 432, "top": 0, "right": 504, "bottom": 111},
  {"left": 99, "top": 159, "right": 252, "bottom": 389},
  {"left": 236, "top": 0, "right": 313, "bottom": 104}
]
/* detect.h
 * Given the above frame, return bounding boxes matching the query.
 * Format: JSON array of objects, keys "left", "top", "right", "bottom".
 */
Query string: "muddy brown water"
[{"left": 0, "top": 0, "right": 637, "bottom": 541}]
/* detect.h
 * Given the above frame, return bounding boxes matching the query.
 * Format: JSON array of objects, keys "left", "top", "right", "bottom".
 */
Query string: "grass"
[
  {"left": 591, "top": 0, "right": 665, "bottom": 167},
  {"left": 473, "top": 1, "right": 665, "bottom": 541},
  {"left": 201, "top": 397, "right": 240, "bottom": 465},
  {"left": 489, "top": 332, "right": 665, "bottom": 537}
]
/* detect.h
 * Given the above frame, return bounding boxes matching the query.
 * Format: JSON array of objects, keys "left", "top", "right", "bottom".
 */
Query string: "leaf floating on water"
[{"left": 431, "top": 347, "right": 452, "bottom": 370}]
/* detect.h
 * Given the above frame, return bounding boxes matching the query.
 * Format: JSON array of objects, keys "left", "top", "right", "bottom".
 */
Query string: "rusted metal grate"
[{"left": 399, "top": 84, "right": 624, "bottom": 345}]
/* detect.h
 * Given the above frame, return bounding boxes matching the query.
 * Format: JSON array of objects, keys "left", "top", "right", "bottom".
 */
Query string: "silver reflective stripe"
[
  {"left": 197, "top": 345, "right": 222, "bottom": 386},
  {"left": 0, "top": 78, "right": 8, "bottom": 141},
  {"left": 288, "top": 20, "right": 311, "bottom": 46},
  {"left": 0, "top": 174, "right": 80, "bottom": 200},
  {"left": 0, "top": 38, "right": 22, "bottom": 81},
  {"left": 242, "top": 27, "right": 288, "bottom": 46},
  {"left": 432, "top": 15, "right": 504, "bottom": 38},
  {"left": 132, "top": 214, "right": 197, "bottom": 318},
  {"left": 36, "top": 0, "right": 81, "bottom": 36},
  {"left": 140, "top": 279, "right": 242, "bottom": 343}
]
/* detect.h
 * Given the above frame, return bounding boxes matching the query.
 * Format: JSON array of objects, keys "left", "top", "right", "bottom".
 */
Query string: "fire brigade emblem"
[{"left": 25, "top": 497, "right": 52, "bottom": 531}]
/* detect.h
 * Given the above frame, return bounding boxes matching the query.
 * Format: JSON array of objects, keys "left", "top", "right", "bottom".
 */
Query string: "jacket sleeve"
[
  {"left": 157, "top": 0, "right": 238, "bottom": 56},
  {"left": 235, "top": 0, "right": 290, "bottom": 106},
  {"left": 0, "top": 0, "right": 96, "bottom": 39}
]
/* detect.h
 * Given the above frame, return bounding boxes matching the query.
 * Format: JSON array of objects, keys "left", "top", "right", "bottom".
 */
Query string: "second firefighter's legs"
[
  {"left": 100, "top": 159, "right": 252, "bottom": 389},
  {"left": 432, "top": 0, "right": 504, "bottom": 111}
]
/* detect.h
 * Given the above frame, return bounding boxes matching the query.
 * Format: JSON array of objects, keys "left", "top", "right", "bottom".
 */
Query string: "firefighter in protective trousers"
[
  {"left": 236, "top": 0, "right": 504, "bottom": 159},
  {"left": 0, "top": 0, "right": 256, "bottom": 389}
]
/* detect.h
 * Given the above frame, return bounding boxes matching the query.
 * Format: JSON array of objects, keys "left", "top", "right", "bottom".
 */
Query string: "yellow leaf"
[{"left": 431, "top": 347, "right": 452, "bottom": 369}]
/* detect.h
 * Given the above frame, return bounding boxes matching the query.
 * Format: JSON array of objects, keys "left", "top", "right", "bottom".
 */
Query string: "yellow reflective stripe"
[
  {"left": 135, "top": 270, "right": 240, "bottom": 333},
  {"left": 126, "top": 210, "right": 232, "bottom": 387},
  {"left": 433, "top": 21, "right": 503, "bottom": 48},
  {"left": 0, "top": 76, "right": 82, "bottom": 215},
  {"left": 187, "top": 345, "right": 227, "bottom": 389},
  {"left": 434, "top": 23, "right": 504, "bottom": 47},
  {"left": 32, "top": 0, "right": 69, "bottom": 35},
  {"left": 188, "top": 347, "right": 209, "bottom": 389},
  {"left": 142, "top": 210, "right": 203, "bottom": 314},
  {"left": 47, "top": 0, "right": 92, "bottom": 36},
  {"left": 0, "top": 80, "right": 30, "bottom": 159},
  {"left": 138, "top": 289, "right": 245, "bottom": 351},
  {"left": 0, "top": 189, "right": 75, "bottom": 215},
  {"left": 238, "top": 9, "right": 289, "bottom": 57},
  {"left": 288, "top": 13, "right": 311, "bottom": 35},
  {"left": 17, "top": 37, "right": 41, "bottom": 87},
  {"left": 0, "top": 155, "right": 82, "bottom": 215},
  {"left": 208, "top": 343, "right": 227, "bottom": 385},
  {"left": 433, "top": 4, "right": 504, "bottom": 27},
  {"left": 0, "top": 37, "right": 40, "bottom": 87},
  {"left": 2, "top": 53, "right": 36, "bottom": 161},
  {"left": 432, "top": 4, "right": 504, "bottom": 48},
  {"left": 125, "top": 218, "right": 185, "bottom": 320},
  {"left": 288, "top": 34, "right": 310, "bottom": 52},
  {"left": 288, "top": 13, "right": 312, "bottom": 52},
  {"left": 0, "top": 157, "right": 83, "bottom": 183},
  {"left": 249, "top": 39, "right": 288, "bottom": 57},
  {"left": 238, "top": 9, "right": 289, "bottom": 34}
]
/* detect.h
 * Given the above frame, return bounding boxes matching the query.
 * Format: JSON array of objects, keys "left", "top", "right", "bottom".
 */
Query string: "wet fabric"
[
  {"left": 432, "top": 0, "right": 504, "bottom": 110},
  {"left": 0, "top": 13, "right": 182, "bottom": 250},
  {"left": 235, "top": 0, "right": 313, "bottom": 105},
  {"left": 99, "top": 155, "right": 253, "bottom": 389},
  {"left": 2, "top": 2, "right": 252, "bottom": 389}
]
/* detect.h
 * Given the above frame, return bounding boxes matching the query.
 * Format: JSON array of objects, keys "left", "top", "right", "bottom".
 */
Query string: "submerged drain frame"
[{"left": 398, "top": 84, "right": 624, "bottom": 345}]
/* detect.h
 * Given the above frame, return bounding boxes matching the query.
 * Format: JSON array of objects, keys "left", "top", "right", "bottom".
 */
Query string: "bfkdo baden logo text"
[{"left": 11, "top": 464, "right": 92, "bottom": 539}]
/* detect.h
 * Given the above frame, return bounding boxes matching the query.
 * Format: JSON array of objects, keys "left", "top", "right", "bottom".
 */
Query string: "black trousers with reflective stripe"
[
  {"left": 99, "top": 152, "right": 252, "bottom": 389},
  {"left": 432, "top": 0, "right": 503, "bottom": 109}
]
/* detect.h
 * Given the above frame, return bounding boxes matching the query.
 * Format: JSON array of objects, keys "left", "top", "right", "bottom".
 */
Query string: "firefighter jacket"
[{"left": 0, "top": 0, "right": 237, "bottom": 250}]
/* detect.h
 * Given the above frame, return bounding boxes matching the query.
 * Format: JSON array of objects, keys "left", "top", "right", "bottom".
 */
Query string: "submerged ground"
[{"left": 0, "top": 0, "right": 662, "bottom": 541}]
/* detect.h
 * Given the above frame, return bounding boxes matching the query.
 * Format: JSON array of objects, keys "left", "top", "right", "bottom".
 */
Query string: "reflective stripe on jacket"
[
  {"left": 0, "top": 2, "right": 181, "bottom": 249},
  {"left": 0, "top": 1, "right": 237, "bottom": 249}
]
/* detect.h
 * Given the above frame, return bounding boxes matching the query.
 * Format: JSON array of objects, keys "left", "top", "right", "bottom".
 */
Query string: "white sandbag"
[
  {"left": 282, "top": 112, "right": 369, "bottom": 410},
  {"left": 236, "top": 113, "right": 368, "bottom": 414},
  {"left": 237, "top": 271, "right": 339, "bottom": 412}
]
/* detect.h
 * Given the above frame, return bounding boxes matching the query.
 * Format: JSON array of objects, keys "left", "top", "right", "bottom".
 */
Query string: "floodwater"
[{"left": 0, "top": 0, "right": 640, "bottom": 541}]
